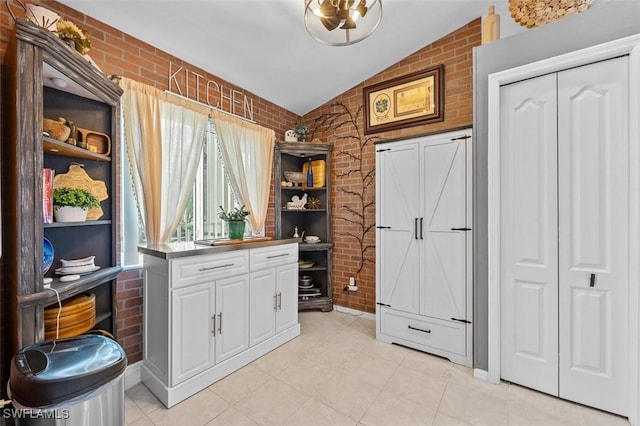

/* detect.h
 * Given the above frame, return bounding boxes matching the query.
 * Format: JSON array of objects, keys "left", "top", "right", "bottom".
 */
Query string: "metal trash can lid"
[{"left": 9, "top": 334, "right": 127, "bottom": 408}]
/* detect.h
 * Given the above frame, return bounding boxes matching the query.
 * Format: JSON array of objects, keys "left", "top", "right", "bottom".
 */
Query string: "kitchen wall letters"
[{"left": 168, "top": 62, "right": 255, "bottom": 121}]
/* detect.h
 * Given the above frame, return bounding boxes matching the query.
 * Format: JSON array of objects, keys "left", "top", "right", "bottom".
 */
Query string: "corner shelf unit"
[
  {"left": 274, "top": 142, "right": 334, "bottom": 312},
  {"left": 2, "top": 20, "right": 123, "bottom": 352}
]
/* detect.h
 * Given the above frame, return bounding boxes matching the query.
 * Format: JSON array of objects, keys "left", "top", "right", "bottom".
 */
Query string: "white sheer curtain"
[
  {"left": 121, "top": 78, "right": 210, "bottom": 244},
  {"left": 212, "top": 111, "right": 275, "bottom": 234}
]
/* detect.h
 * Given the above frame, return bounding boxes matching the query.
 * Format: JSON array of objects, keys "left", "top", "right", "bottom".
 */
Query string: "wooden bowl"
[{"left": 43, "top": 118, "right": 70, "bottom": 142}]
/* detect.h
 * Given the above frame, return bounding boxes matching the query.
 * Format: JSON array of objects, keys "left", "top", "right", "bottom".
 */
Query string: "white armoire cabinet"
[
  {"left": 499, "top": 57, "right": 629, "bottom": 415},
  {"left": 376, "top": 129, "right": 473, "bottom": 367}
]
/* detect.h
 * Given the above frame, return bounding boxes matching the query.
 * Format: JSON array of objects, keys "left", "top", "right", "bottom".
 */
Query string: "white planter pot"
[{"left": 54, "top": 206, "right": 88, "bottom": 222}]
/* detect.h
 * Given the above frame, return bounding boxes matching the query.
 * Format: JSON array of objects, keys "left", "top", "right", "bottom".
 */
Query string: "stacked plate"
[
  {"left": 44, "top": 293, "right": 96, "bottom": 340},
  {"left": 55, "top": 256, "right": 99, "bottom": 275}
]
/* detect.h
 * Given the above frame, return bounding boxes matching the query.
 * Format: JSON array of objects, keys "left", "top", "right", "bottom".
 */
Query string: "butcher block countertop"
[{"left": 139, "top": 237, "right": 300, "bottom": 259}]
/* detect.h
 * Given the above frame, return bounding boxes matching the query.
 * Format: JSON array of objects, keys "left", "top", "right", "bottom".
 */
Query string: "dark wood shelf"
[
  {"left": 44, "top": 136, "right": 111, "bottom": 162},
  {"left": 275, "top": 142, "right": 334, "bottom": 312},
  {"left": 17, "top": 266, "right": 122, "bottom": 308},
  {"left": 282, "top": 209, "right": 327, "bottom": 213},
  {"left": 280, "top": 186, "right": 326, "bottom": 191},
  {"left": 298, "top": 296, "right": 333, "bottom": 312},
  {"left": 44, "top": 220, "right": 111, "bottom": 228}
]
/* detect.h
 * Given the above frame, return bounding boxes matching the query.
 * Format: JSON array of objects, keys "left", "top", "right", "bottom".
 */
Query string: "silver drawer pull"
[
  {"left": 218, "top": 312, "right": 223, "bottom": 334},
  {"left": 277, "top": 292, "right": 282, "bottom": 310},
  {"left": 274, "top": 294, "right": 278, "bottom": 311},
  {"left": 408, "top": 325, "right": 431, "bottom": 334},
  {"left": 199, "top": 263, "right": 234, "bottom": 271},
  {"left": 267, "top": 253, "right": 290, "bottom": 259},
  {"left": 211, "top": 315, "right": 216, "bottom": 336}
]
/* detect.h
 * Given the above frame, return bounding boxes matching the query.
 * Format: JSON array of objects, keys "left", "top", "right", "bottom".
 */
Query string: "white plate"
[
  {"left": 298, "top": 260, "right": 315, "bottom": 269},
  {"left": 304, "top": 239, "right": 321, "bottom": 244},
  {"left": 55, "top": 266, "right": 100, "bottom": 276}
]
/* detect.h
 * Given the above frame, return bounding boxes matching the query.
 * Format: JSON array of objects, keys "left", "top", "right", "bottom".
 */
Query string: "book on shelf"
[{"left": 43, "top": 168, "right": 54, "bottom": 224}]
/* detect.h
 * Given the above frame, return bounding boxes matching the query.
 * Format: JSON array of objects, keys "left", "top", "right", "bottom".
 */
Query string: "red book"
[{"left": 43, "top": 168, "right": 54, "bottom": 224}]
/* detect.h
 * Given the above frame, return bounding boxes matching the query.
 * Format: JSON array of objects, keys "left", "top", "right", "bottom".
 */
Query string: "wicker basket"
[{"left": 302, "top": 160, "right": 326, "bottom": 188}]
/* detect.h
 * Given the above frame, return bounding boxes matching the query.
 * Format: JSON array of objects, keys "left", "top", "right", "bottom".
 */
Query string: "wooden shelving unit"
[
  {"left": 2, "top": 20, "right": 123, "bottom": 357},
  {"left": 274, "top": 142, "right": 334, "bottom": 312}
]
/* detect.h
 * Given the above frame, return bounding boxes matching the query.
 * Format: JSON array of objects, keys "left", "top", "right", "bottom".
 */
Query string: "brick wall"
[
  {"left": 0, "top": 1, "right": 299, "bottom": 364},
  {"left": 303, "top": 19, "right": 480, "bottom": 314}
]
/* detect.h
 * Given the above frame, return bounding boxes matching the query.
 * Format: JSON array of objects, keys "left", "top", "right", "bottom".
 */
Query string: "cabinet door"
[
  {"left": 376, "top": 143, "right": 420, "bottom": 313},
  {"left": 557, "top": 57, "right": 629, "bottom": 415},
  {"left": 419, "top": 136, "right": 468, "bottom": 321},
  {"left": 249, "top": 269, "right": 277, "bottom": 347},
  {"left": 276, "top": 263, "right": 298, "bottom": 332},
  {"left": 216, "top": 275, "right": 250, "bottom": 363},
  {"left": 499, "top": 73, "right": 559, "bottom": 395},
  {"left": 171, "top": 283, "right": 216, "bottom": 385}
]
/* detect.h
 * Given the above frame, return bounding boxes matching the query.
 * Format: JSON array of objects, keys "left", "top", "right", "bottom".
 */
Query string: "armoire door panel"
[
  {"left": 420, "top": 138, "right": 467, "bottom": 320},
  {"left": 422, "top": 232, "right": 466, "bottom": 319},
  {"left": 557, "top": 57, "right": 629, "bottom": 415},
  {"left": 500, "top": 73, "right": 559, "bottom": 394},
  {"left": 377, "top": 144, "right": 420, "bottom": 313}
]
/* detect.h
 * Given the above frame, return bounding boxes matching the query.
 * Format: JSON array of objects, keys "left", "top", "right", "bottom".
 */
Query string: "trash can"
[{"left": 8, "top": 334, "right": 127, "bottom": 426}]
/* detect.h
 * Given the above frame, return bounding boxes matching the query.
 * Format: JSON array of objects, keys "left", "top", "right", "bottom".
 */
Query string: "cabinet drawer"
[
  {"left": 380, "top": 309, "right": 466, "bottom": 356},
  {"left": 171, "top": 250, "right": 249, "bottom": 288},
  {"left": 250, "top": 244, "right": 298, "bottom": 271}
]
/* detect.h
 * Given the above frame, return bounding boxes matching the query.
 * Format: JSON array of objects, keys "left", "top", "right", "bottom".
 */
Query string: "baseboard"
[
  {"left": 473, "top": 368, "right": 489, "bottom": 382},
  {"left": 125, "top": 360, "right": 142, "bottom": 390},
  {"left": 334, "top": 304, "right": 376, "bottom": 321}
]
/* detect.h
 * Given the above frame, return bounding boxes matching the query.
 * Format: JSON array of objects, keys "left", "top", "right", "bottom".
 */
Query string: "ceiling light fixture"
[{"left": 304, "top": 0, "right": 382, "bottom": 46}]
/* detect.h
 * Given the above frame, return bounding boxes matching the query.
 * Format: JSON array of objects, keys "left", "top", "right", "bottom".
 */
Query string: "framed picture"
[{"left": 363, "top": 65, "right": 444, "bottom": 134}]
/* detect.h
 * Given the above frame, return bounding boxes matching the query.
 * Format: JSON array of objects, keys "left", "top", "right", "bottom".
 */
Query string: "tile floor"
[{"left": 125, "top": 310, "right": 629, "bottom": 425}]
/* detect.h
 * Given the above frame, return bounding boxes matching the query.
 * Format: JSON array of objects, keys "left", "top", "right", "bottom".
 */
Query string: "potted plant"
[
  {"left": 293, "top": 122, "right": 309, "bottom": 142},
  {"left": 218, "top": 205, "right": 250, "bottom": 239},
  {"left": 53, "top": 187, "right": 100, "bottom": 222}
]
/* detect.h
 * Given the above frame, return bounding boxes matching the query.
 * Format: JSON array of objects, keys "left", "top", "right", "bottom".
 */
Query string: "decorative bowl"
[
  {"left": 283, "top": 171, "right": 305, "bottom": 186},
  {"left": 304, "top": 235, "right": 320, "bottom": 243},
  {"left": 43, "top": 118, "right": 70, "bottom": 142}
]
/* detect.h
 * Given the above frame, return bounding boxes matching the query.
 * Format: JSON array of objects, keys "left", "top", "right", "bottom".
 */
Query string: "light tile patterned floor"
[{"left": 125, "top": 310, "right": 629, "bottom": 425}]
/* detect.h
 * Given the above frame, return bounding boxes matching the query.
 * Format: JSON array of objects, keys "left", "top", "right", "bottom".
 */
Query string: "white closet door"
[
  {"left": 377, "top": 143, "right": 420, "bottom": 313},
  {"left": 557, "top": 57, "right": 629, "bottom": 415},
  {"left": 500, "top": 73, "right": 559, "bottom": 395},
  {"left": 420, "top": 137, "right": 467, "bottom": 321}
]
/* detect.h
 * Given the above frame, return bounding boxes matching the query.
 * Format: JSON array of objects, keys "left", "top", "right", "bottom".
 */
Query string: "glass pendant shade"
[{"left": 304, "top": 0, "right": 382, "bottom": 46}]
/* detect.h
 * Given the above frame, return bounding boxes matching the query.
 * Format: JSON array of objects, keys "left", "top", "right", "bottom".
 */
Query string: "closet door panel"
[
  {"left": 420, "top": 139, "right": 467, "bottom": 320},
  {"left": 500, "top": 73, "right": 559, "bottom": 394},
  {"left": 557, "top": 57, "right": 629, "bottom": 415},
  {"left": 377, "top": 144, "right": 420, "bottom": 313}
]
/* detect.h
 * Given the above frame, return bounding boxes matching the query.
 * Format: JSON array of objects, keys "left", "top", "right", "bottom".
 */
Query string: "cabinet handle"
[
  {"left": 277, "top": 292, "right": 282, "bottom": 310},
  {"left": 267, "top": 253, "right": 289, "bottom": 259},
  {"left": 415, "top": 218, "right": 418, "bottom": 240},
  {"left": 420, "top": 218, "right": 424, "bottom": 239},
  {"left": 199, "top": 263, "right": 234, "bottom": 272},
  {"left": 218, "top": 312, "right": 223, "bottom": 334},
  {"left": 408, "top": 325, "right": 431, "bottom": 334},
  {"left": 274, "top": 294, "right": 278, "bottom": 311},
  {"left": 589, "top": 273, "right": 596, "bottom": 287},
  {"left": 451, "top": 227, "right": 471, "bottom": 231},
  {"left": 211, "top": 315, "right": 216, "bottom": 336}
]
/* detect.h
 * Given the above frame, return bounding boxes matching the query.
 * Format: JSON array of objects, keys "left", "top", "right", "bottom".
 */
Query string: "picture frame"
[{"left": 363, "top": 65, "right": 444, "bottom": 134}]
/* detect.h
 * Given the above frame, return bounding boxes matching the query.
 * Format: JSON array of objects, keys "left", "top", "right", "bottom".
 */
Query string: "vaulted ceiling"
[{"left": 58, "top": 0, "right": 530, "bottom": 115}]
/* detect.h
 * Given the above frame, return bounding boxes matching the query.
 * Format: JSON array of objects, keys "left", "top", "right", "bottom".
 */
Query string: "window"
[{"left": 121, "top": 121, "right": 242, "bottom": 266}]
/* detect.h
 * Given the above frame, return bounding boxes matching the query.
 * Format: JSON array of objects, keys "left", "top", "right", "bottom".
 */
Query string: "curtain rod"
[{"left": 163, "top": 90, "right": 256, "bottom": 124}]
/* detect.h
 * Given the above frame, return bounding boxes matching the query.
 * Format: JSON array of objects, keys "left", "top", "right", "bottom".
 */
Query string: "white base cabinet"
[{"left": 142, "top": 243, "right": 299, "bottom": 407}]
